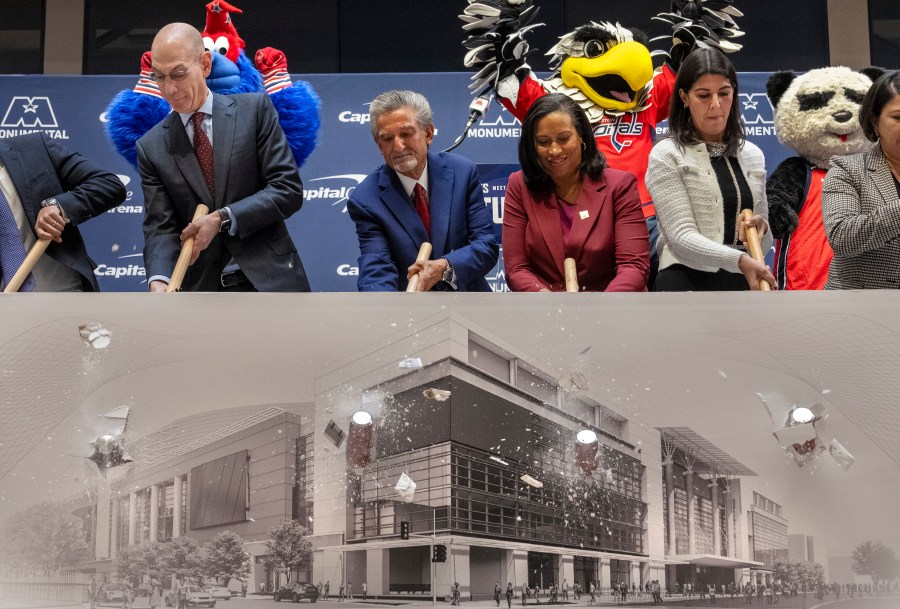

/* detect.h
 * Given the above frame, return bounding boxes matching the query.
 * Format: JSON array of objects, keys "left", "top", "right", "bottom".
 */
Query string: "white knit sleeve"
[{"left": 647, "top": 142, "right": 745, "bottom": 273}]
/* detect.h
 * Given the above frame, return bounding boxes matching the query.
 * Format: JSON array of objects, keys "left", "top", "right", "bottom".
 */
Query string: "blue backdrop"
[{"left": 0, "top": 72, "right": 789, "bottom": 291}]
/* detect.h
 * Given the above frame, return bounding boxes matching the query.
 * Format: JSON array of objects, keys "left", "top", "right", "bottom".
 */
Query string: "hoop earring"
[{"left": 581, "top": 140, "right": 587, "bottom": 151}]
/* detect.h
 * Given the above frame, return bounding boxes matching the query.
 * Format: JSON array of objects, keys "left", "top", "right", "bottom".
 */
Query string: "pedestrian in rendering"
[
  {"left": 452, "top": 582, "right": 461, "bottom": 606},
  {"left": 506, "top": 583, "right": 514, "bottom": 608},
  {"left": 241, "top": 581, "right": 247, "bottom": 598},
  {"left": 347, "top": 582, "right": 353, "bottom": 601},
  {"left": 562, "top": 580, "right": 568, "bottom": 601},
  {"left": 260, "top": 582, "right": 265, "bottom": 596},
  {"left": 362, "top": 581, "right": 367, "bottom": 600},
  {"left": 339, "top": 583, "right": 344, "bottom": 602},
  {"left": 149, "top": 578, "right": 161, "bottom": 609},
  {"left": 324, "top": 582, "right": 330, "bottom": 600},
  {"left": 521, "top": 583, "right": 527, "bottom": 606},
  {"left": 588, "top": 582, "right": 595, "bottom": 606}
]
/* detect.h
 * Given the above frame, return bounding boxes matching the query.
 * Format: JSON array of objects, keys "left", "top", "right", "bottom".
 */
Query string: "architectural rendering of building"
[{"left": 68, "top": 312, "right": 804, "bottom": 598}]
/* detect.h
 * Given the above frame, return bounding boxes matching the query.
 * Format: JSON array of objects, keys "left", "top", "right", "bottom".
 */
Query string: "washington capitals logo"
[
  {"left": 592, "top": 114, "right": 643, "bottom": 153},
  {"left": 1, "top": 96, "right": 58, "bottom": 128}
]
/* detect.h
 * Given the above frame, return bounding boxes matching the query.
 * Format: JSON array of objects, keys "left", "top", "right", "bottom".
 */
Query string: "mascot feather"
[
  {"left": 765, "top": 66, "right": 884, "bottom": 290},
  {"left": 460, "top": 0, "right": 745, "bottom": 279},
  {"left": 105, "top": 0, "right": 319, "bottom": 170}
]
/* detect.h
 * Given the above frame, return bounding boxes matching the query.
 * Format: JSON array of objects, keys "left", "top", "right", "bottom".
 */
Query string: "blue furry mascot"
[{"left": 105, "top": 0, "right": 319, "bottom": 169}]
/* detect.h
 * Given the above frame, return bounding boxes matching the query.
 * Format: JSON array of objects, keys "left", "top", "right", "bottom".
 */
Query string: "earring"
[{"left": 581, "top": 140, "right": 587, "bottom": 151}]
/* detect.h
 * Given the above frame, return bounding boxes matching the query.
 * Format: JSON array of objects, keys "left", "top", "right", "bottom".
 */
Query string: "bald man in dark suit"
[{"left": 137, "top": 23, "right": 309, "bottom": 292}]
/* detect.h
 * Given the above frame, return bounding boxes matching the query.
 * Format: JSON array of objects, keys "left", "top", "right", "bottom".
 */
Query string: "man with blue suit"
[{"left": 347, "top": 90, "right": 498, "bottom": 291}]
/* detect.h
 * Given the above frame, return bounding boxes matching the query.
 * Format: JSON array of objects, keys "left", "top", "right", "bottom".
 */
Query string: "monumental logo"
[
  {"left": 94, "top": 253, "right": 146, "bottom": 281},
  {"left": 466, "top": 110, "right": 521, "bottom": 139},
  {"left": 740, "top": 93, "right": 776, "bottom": 136},
  {"left": 304, "top": 174, "right": 367, "bottom": 213},
  {"left": 0, "top": 96, "right": 69, "bottom": 139}
]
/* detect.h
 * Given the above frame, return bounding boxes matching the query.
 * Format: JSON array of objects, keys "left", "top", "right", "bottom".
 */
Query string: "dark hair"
[
  {"left": 859, "top": 70, "right": 900, "bottom": 142},
  {"left": 518, "top": 93, "right": 605, "bottom": 193},
  {"left": 668, "top": 47, "right": 744, "bottom": 156}
]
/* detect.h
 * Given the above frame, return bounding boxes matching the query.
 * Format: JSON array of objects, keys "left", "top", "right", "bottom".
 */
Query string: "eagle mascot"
[{"left": 460, "top": 0, "right": 746, "bottom": 282}]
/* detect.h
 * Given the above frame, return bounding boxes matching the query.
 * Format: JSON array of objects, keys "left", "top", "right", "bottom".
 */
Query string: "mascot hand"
[
  {"left": 134, "top": 51, "right": 163, "bottom": 99},
  {"left": 255, "top": 47, "right": 292, "bottom": 95},
  {"left": 667, "top": 26, "right": 698, "bottom": 71},
  {"left": 461, "top": 0, "right": 540, "bottom": 95}
]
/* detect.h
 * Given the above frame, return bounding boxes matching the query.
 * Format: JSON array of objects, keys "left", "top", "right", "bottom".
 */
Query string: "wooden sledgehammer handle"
[
  {"left": 3, "top": 239, "right": 50, "bottom": 293},
  {"left": 740, "top": 209, "right": 770, "bottom": 292},
  {"left": 166, "top": 204, "right": 209, "bottom": 292},
  {"left": 406, "top": 242, "right": 433, "bottom": 292}
]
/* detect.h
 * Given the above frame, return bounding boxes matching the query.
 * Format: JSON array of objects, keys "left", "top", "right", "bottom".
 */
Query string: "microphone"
[{"left": 444, "top": 92, "right": 493, "bottom": 152}]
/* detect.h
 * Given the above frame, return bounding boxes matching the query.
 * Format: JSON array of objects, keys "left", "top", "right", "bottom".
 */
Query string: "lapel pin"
[{"left": 579, "top": 210, "right": 590, "bottom": 220}]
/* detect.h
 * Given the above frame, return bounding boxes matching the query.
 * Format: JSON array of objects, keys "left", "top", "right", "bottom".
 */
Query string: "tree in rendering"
[
  {"left": 264, "top": 521, "right": 312, "bottom": 585},
  {"left": 1, "top": 501, "right": 91, "bottom": 573},
  {"left": 852, "top": 541, "right": 900, "bottom": 588}
]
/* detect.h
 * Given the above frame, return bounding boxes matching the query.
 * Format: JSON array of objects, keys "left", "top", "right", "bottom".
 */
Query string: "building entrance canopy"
[{"left": 669, "top": 554, "right": 764, "bottom": 569}]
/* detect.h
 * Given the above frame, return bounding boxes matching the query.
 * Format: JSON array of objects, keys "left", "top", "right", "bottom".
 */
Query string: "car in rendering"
[
  {"left": 274, "top": 583, "right": 318, "bottom": 603},
  {"left": 203, "top": 586, "right": 232, "bottom": 601},
  {"left": 164, "top": 586, "right": 216, "bottom": 608},
  {"left": 96, "top": 584, "right": 128, "bottom": 605}
]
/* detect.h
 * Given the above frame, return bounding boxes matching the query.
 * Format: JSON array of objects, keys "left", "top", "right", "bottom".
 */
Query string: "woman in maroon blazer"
[{"left": 503, "top": 94, "right": 650, "bottom": 292}]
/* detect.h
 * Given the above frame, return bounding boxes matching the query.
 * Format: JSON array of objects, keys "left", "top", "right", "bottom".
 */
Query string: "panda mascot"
[{"left": 765, "top": 66, "right": 883, "bottom": 290}]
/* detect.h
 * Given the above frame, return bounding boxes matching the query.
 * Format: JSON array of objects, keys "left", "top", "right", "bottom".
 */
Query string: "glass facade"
[
  {"left": 750, "top": 493, "right": 788, "bottom": 569},
  {"left": 293, "top": 433, "right": 315, "bottom": 532},
  {"left": 662, "top": 457, "right": 730, "bottom": 557},
  {"left": 353, "top": 401, "right": 645, "bottom": 554},
  {"left": 158, "top": 482, "right": 174, "bottom": 541}
]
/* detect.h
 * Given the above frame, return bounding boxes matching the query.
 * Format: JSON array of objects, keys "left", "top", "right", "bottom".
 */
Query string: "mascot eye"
[
  {"left": 844, "top": 88, "right": 865, "bottom": 104},
  {"left": 213, "top": 36, "right": 230, "bottom": 56},
  {"left": 583, "top": 40, "right": 605, "bottom": 58},
  {"left": 202, "top": 36, "right": 215, "bottom": 53},
  {"left": 797, "top": 91, "right": 835, "bottom": 112}
]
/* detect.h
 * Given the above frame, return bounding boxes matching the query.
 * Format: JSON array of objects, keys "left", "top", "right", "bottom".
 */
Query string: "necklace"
[
  {"left": 706, "top": 141, "right": 727, "bottom": 157},
  {"left": 721, "top": 155, "right": 743, "bottom": 247}
]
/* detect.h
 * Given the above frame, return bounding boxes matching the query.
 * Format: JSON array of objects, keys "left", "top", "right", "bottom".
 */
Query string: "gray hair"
[{"left": 369, "top": 90, "right": 434, "bottom": 138}]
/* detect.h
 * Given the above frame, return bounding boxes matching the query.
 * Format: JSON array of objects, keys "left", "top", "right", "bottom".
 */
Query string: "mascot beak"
[{"left": 560, "top": 40, "right": 654, "bottom": 111}]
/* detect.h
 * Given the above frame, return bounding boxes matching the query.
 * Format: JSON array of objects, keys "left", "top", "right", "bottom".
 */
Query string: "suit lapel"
[
  {"left": 0, "top": 143, "right": 38, "bottom": 227},
  {"left": 427, "top": 152, "right": 452, "bottom": 256},
  {"left": 866, "top": 146, "right": 897, "bottom": 207},
  {"left": 378, "top": 167, "right": 429, "bottom": 249},
  {"left": 212, "top": 94, "right": 236, "bottom": 210},
  {"left": 567, "top": 175, "right": 606, "bottom": 258},
  {"left": 165, "top": 111, "right": 213, "bottom": 206},
  {"left": 532, "top": 190, "right": 567, "bottom": 280}
]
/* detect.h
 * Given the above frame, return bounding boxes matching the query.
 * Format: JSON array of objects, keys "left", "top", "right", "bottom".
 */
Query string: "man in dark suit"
[
  {"left": 347, "top": 90, "right": 498, "bottom": 291},
  {"left": 137, "top": 23, "right": 309, "bottom": 292},
  {"left": 0, "top": 133, "right": 126, "bottom": 291}
]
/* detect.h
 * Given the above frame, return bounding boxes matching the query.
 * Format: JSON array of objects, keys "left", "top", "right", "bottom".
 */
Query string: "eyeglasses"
[{"left": 148, "top": 54, "right": 203, "bottom": 83}]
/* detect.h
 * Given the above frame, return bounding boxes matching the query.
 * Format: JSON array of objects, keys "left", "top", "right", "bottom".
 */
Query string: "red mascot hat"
[{"left": 202, "top": 0, "right": 245, "bottom": 63}]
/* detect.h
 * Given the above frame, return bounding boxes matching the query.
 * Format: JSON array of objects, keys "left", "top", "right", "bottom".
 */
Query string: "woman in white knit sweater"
[{"left": 646, "top": 48, "right": 776, "bottom": 291}]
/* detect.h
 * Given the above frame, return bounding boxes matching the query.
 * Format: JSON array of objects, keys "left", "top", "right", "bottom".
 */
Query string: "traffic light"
[
  {"left": 432, "top": 544, "right": 447, "bottom": 563},
  {"left": 400, "top": 521, "right": 409, "bottom": 540}
]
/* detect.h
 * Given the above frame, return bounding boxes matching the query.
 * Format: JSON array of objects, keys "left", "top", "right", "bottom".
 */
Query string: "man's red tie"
[
  {"left": 413, "top": 183, "right": 431, "bottom": 238},
  {"left": 191, "top": 112, "right": 215, "bottom": 200}
]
